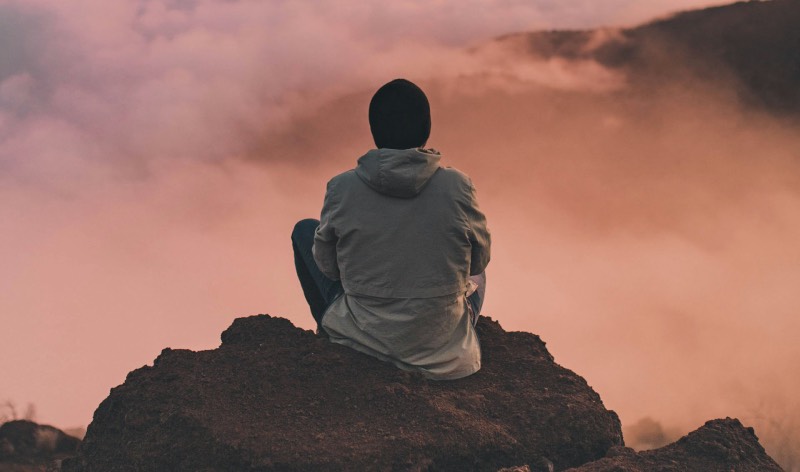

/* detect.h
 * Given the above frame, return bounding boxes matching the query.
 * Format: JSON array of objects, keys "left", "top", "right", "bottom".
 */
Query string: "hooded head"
[{"left": 369, "top": 79, "right": 431, "bottom": 150}]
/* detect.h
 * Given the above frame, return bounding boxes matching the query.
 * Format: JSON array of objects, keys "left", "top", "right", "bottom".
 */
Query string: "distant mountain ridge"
[{"left": 495, "top": 0, "right": 800, "bottom": 114}]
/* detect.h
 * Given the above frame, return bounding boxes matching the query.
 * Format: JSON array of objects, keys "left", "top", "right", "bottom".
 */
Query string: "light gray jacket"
[{"left": 313, "top": 148, "right": 491, "bottom": 379}]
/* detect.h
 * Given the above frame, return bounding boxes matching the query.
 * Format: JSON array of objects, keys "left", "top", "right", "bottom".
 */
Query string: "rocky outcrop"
[
  {"left": 0, "top": 420, "right": 80, "bottom": 471},
  {"left": 60, "top": 314, "right": 784, "bottom": 471},
  {"left": 566, "top": 418, "right": 783, "bottom": 472},
  {"left": 63, "top": 315, "right": 623, "bottom": 471}
]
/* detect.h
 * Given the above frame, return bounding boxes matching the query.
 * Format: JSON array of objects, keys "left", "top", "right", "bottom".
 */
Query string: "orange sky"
[{"left": 2, "top": 0, "right": 797, "bottom": 464}]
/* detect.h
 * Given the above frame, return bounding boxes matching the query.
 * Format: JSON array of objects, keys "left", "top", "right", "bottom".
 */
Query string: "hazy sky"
[{"left": 2, "top": 0, "right": 798, "bottom": 465}]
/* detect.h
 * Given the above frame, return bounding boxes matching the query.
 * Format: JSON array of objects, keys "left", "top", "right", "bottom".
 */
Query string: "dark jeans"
[
  {"left": 291, "top": 218, "right": 485, "bottom": 330},
  {"left": 291, "top": 219, "right": 344, "bottom": 330}
]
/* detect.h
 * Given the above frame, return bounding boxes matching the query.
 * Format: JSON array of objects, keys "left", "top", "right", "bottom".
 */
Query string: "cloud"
[
  {"left": 0, "top": 0, "right": 729, "bottom": 191},
  {"left": 2, "top": 4, "right": 799, "bottom": 471},
  {"left": 624, "top": 417, "right": 681, "bottom": 451}
]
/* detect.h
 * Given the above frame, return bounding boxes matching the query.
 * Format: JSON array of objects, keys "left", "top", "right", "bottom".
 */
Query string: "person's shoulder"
[
  {"left": 326, "top": 169, "right": 358, "bottom": 190},
  {"left": 328, "top": 168, "right": 357, "bottom": 182},
  {"left": 436, "top": 166, "right": 474, "bottom": 189}
]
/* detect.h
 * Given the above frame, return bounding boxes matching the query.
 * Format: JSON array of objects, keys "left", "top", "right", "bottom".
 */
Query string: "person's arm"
[
  {"left": 464, "top": 179, "right": 491, "bottom": 276},
  {"left": 313, "top": 179, "right": 341, "bottom": 281}
]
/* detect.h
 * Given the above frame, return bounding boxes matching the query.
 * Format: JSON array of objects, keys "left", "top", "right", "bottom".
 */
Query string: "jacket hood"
[{"left": 355, "top": 148, "right": 441, "bottom": 198}]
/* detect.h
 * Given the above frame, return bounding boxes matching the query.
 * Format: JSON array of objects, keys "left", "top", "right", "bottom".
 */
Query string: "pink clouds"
[
  {"left": 1, "top": 2, "right": 798, "bottom": 469},
  {"left": 0, "top": 0, "right": 732, "bottom": 186}
]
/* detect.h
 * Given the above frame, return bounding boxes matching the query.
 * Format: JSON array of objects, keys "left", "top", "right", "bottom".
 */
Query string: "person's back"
[{"left": 291, "top": 79, "right": 490, "bottom": 380}]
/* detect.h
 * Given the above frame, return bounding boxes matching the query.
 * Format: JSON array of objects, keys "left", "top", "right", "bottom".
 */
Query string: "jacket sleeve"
[
  {"left": 464, "top": 179, "right": 491, "bottom": 276},
  {"left": 313, "top": 179, "right": 341, "bottom": 281}
]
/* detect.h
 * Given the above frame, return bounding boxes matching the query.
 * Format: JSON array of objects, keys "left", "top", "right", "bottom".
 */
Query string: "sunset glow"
[{"left": 1, "top": 0, "right": 797, "bottom": 466}]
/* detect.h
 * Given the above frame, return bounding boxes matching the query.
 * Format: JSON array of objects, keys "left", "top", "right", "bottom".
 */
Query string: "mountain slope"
[{"left": 497, "top": 0, "right": 800, "bottom": 113}]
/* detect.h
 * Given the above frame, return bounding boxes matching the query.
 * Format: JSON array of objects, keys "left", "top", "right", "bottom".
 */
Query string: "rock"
[
  {"left": 565, "top": 418, "right": 784, "bottom": 472},
  {"left": 498, "top": 466, "right": 532, "bottom": 472},
  {"left": 62, "top": 315, "right": 623, "bottom": 471},
  {"left": 0, "top": 419, "right": 81, "bottom": 469}
]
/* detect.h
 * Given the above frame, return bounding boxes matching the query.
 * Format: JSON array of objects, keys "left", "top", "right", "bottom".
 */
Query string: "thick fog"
[{"left": 1, "top": 0, "right": 797, "bottom": 468}]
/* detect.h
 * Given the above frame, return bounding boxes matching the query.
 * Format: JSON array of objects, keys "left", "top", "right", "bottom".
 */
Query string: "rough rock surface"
[
  {"left": 62, "top": 315, "right": 623, "bottom": 471},
  {"left": 566, "top": 418, "right": 784, "bottom": 472},
  {"left": 0, "top": 420, "right": 80, "bottom": 471}
]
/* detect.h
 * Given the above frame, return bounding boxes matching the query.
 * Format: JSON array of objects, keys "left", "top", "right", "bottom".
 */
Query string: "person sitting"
[{"left": 291, "top": 78, "right": 490, "bottom": 380}]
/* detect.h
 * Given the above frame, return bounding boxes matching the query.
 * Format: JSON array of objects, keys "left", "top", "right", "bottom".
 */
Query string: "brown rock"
[
  {"left": 565, "top": 418, "right": 784, "bottom": 472},
  {"left": 63, "top": 315, "right": 623, "bottom": 471},
  {"left": 0, "top": 420, "right": 81, "bottom": 471}
]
